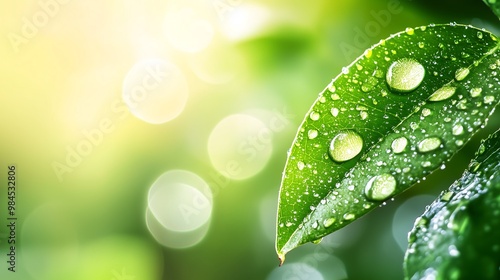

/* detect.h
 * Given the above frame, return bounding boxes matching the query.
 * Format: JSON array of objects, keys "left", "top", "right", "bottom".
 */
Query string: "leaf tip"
[{"left": 278, "top": 252, "right": 285, "bottom": 266}]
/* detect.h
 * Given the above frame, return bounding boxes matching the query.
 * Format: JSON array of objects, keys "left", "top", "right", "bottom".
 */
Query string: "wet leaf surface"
[{"left": 276, "top": 24, "right": 500, "bottom": 263}]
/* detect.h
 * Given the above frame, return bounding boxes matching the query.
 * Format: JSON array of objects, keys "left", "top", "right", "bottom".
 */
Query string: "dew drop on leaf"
[
  {"left": 308, "top": 129, "right": 319, "bottom": 139},
  {"left": 331, "top": 108, "right": 339, "bottom": 117},
  {"left": 364, "top": 173, "right": 397, "bottom": 201},
  {"left": 323, "top": 218, "right": 336, "bottom": 228},
  {"left": 454, "top": 68, "right": 470, "bottom": 81},
  {"left": 429, "top": 86, "right": 457, "bottom": 101},
  {"left": 343, "top": 213, "right": 355, "bottom": 221},
  {"left": 484, "top": 95, "right": 495, "bottom": 104},
  {"left": 417, "top": 137, "right": 442, "bottom": 153},
  {"left": 297, "top": 161, "right": 305, "bottom": 171},
  {"left": 310, "top": 111, "right": 320, "bottom": 121},
  {"left": 386, "top": 58, "right": 425, "bottom": 92},
  {"left": 452, "top": 124, "right": 464, "bottom": 136},
  {"left": 391, "top": 136, "right": 408, "bottom": 153},
  {"left": 470, "top": 87, "right": 482, "bottom": 98},
  {"left": 328, "top": 130, "right": 363, "bottom": 162}
]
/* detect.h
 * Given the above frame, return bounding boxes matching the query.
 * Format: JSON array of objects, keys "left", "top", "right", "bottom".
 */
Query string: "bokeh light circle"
[
  {"left": 122, "top": 58, "right": 188, "bottom": 124},
  {"left": 148, "top": 170, "right": 212, "bottom": 232},
  {"left": 146, "top": 208, "right": 210, "bottom": 249},
  {"left": 164, "top": 8, "right": 214, "bottom": 53},
  {"left": 147, "top": 170, "right": 212, "bottom": 249},
  {"left": 208, "top": 114, "right": 273, "bottom": 180}
]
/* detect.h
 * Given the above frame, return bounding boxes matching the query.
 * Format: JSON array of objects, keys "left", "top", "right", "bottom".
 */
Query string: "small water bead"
[
  {"left": 405, "top": 27, "right": 415, "bottom": 35},
  {"left": 329, "top": 84, "right": 336, "bottom": 93},
  {"left": 454, "top": 68, "right": 470, "bottom": 81},
  {"left": 331, "top": 108, "right": 339, "bottom": 117},
  {"left": 343, "top": 213, "right": 355, "bottom": 220},
  {"left": 297, "top": 161, "right": 305, "bottom": 170},
  {"left": 418, "top": 42, "right": 425, "bottom": 48},
  {"left": 477, "top": 31, "right": 483, "bottom": 39},
  {"left": 429, "top": 86, "right": 456, "bottom": 101},
  {"left": 470, "top": 87, "right": 482, "bottom": 98},
  {"left": 364, "top": 173, "right": 397, "bottom": 201},
  {"left": 361, "top": 76, "right": 379, "bottom": 92},
  {"left": 452, "top": 124, "right": 464, "bottom": 135},
  {"left": 484, "top": 95, "right": 495, "bottom": 104},
  {"left": 331, "top": 93, "right": 340, "bottom": 100},
  {"left": 421, "top": 161, "right": 432, "bottom": 167},
  {"left": 360, "top": 111, "right": 368, "bottom": 120},
  {"left": 310, "top": 111, "right": 320, "bottom": 121},
  {"left": 323, "top": 218, "right": 336, "bottom": 228},
  {"left": 410, "top": 122, "right": 419, "bottom": 130},
  {"left": 421, "top": 108, "right": 431, "bottom": 117},
  {"left": 364, "top": 49, "right": 373, "bottom": 59},
  {"left": 386, "top": 58, "right": 425, "bottom": 92},
  {"left": 285, "top": 222, "right": 293, "bottom": 227},
  {"left": 342, "top": 67, "right": 349, "bottom": 74},
  {"left": 328, "top": 130, "right": 364, "bottom": 162},
  {"left": 391, "top": 136, "right": 408, "bottom": 153},
  {"left": 448, "top": 245, "right": 460, "bottom": 257},
  {"left": 308, "top": 130, "right": 318, "bottom": 139},
  {"left": 456, "top": 99, "right": 467, "bottom": 110},
  {"left": 417, "top": 137, "right": 442, "bottom": 153},
  {"left": 311, "top": 221, "right": 318, "bottom": 229}
]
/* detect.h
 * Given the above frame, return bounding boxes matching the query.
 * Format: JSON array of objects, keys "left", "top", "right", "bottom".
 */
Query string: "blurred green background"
[{"left": 1, "top": 0, "right": 499, "bottom": 279}]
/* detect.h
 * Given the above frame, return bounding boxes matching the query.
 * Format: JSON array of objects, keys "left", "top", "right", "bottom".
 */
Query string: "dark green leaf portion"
[
  {"left": 276, "top": 24, "right": 500, "bottom": 263},
  {"left": 483, "top": 0, "right": 500, "bottom": 19},
  {"left": 404, "top": 129, "right": 500, "bottom": 280}
]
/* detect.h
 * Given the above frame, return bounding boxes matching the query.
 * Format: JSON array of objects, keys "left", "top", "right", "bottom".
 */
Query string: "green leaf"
[
  {"left": 276, "top": 24, "right": 500, "bottom": 264},
  {"left": 404, "top": 128, "right": 500, "bottom": 280},
  {"left": 483, "top": 0, "right": 500, "bottom": 19}
]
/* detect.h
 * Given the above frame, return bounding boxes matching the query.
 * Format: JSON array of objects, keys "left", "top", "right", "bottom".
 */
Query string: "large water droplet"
[
  {"left": 391, "top": 136, "right": 408, "bottom": 154},
  {"left": 328, "top": 130, "right": 363, "bottom": 162},
  {"left": 417, "top": 137, "right": 442, "bottom": 153},
  {"left": 429, "top": 86, "right": 456, "bottom": 101},
  {"left": 364, "top": 173, "right": 397, "bottom": 201},
  {"left": 386, "top": 58, "right": 425, "bottom": 92}
]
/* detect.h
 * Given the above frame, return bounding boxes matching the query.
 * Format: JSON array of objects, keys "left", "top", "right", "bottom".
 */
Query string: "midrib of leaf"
[{"left": 276, "top": 24, "right": 500, "bottom": 263}]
